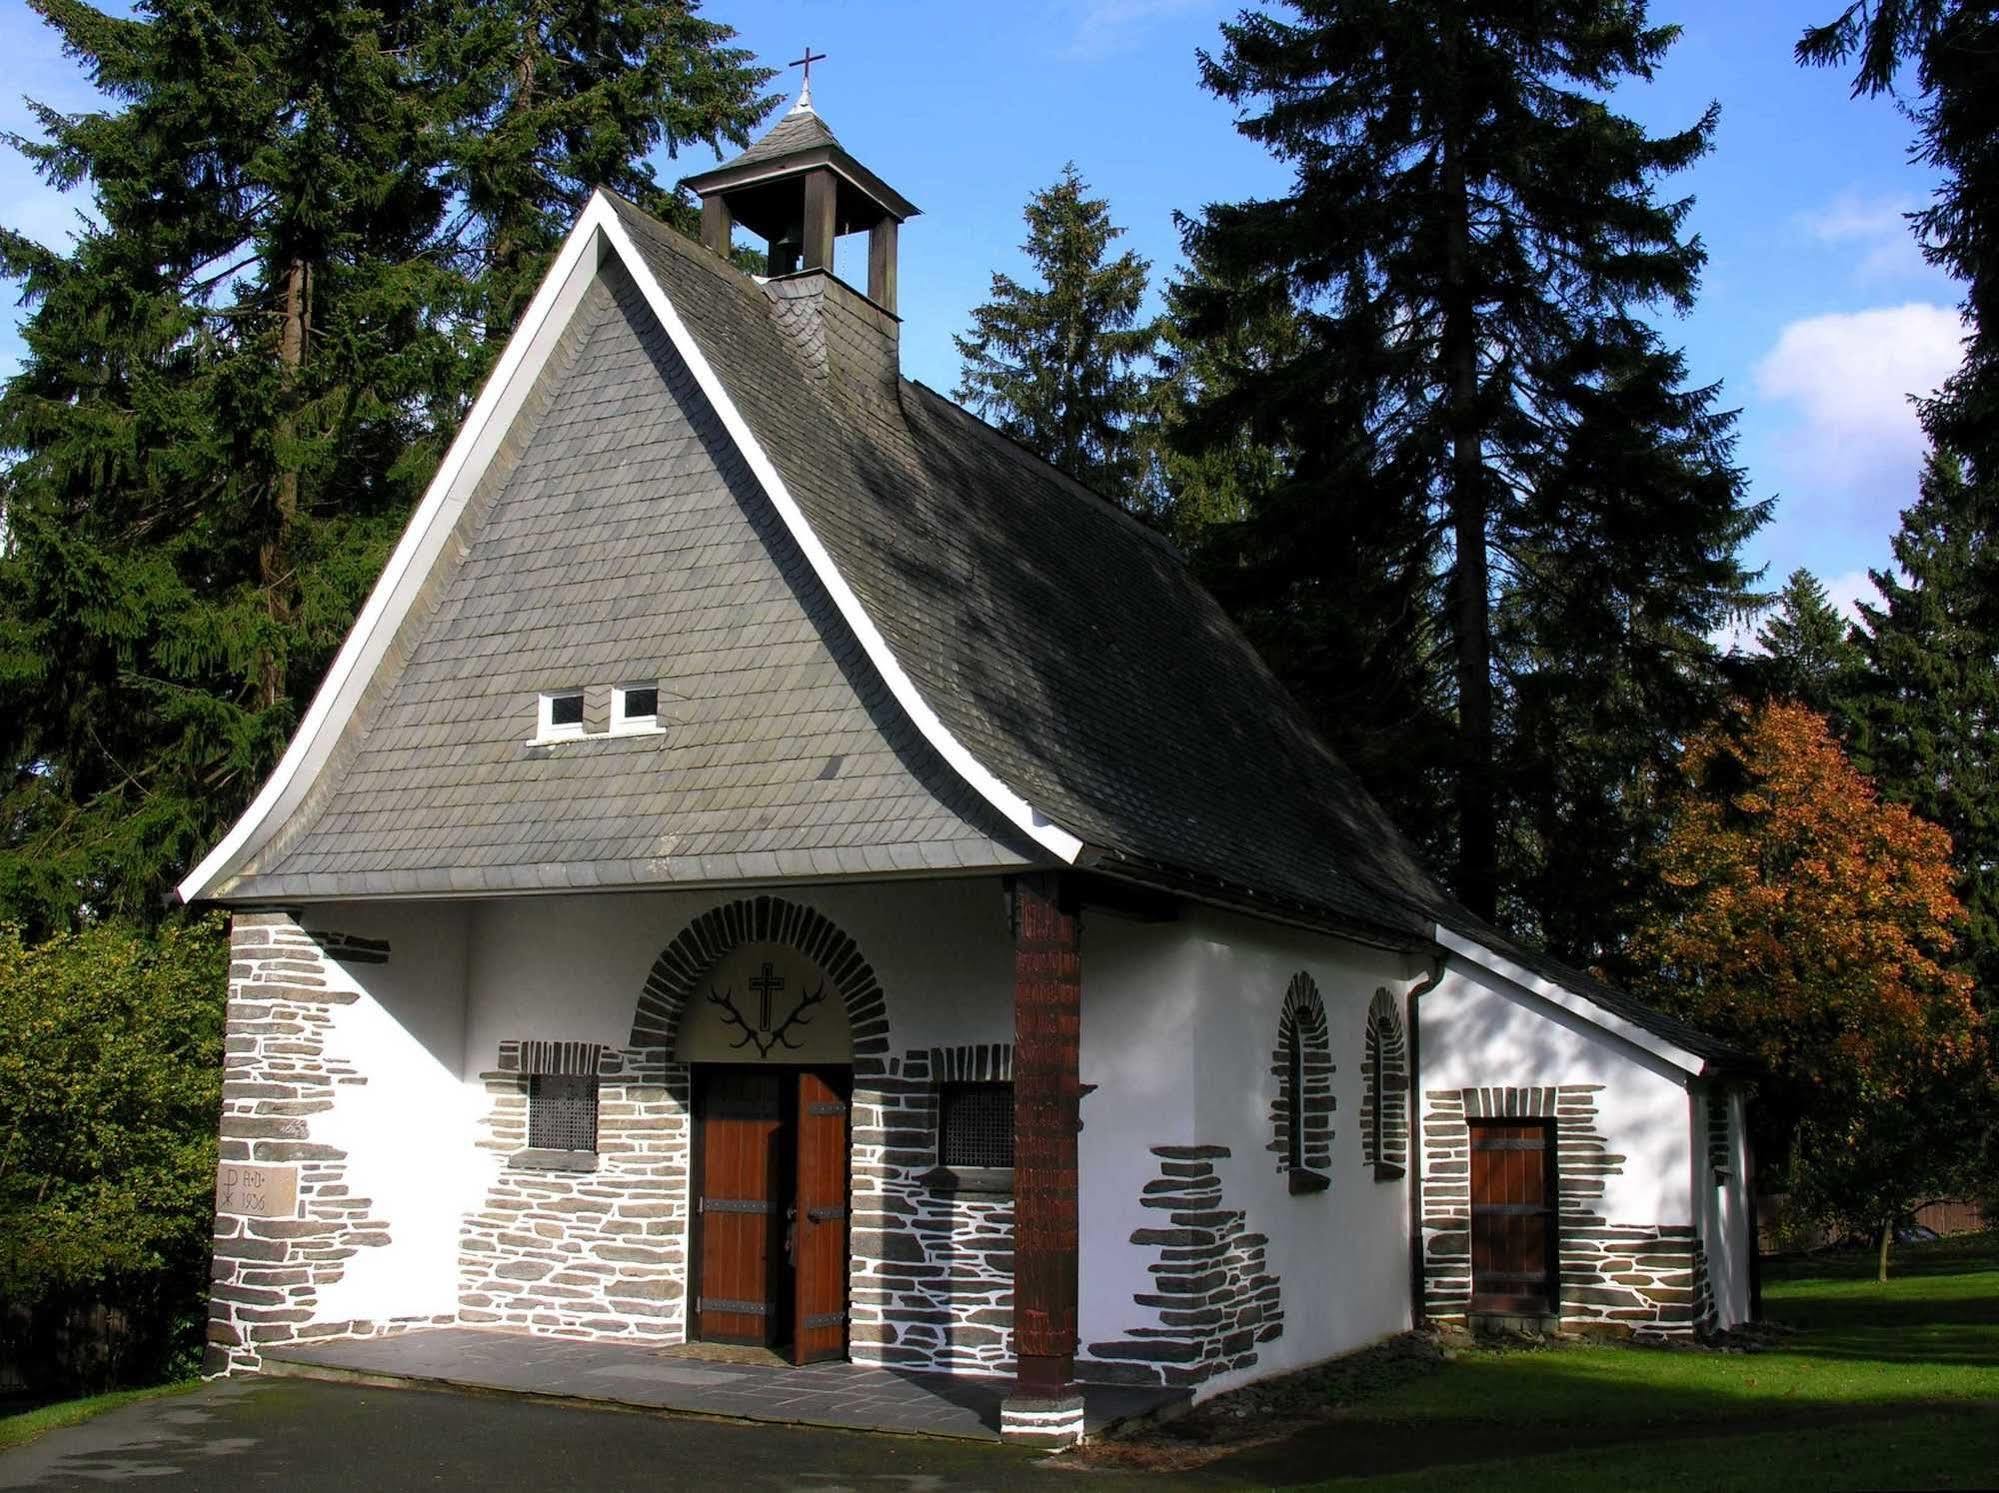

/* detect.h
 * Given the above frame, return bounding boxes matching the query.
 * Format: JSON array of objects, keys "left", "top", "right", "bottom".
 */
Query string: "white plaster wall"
[
  {"left": 461, "top": 879, "right": 1016, "bottom": 1067},
  {"left": 1422, "top": 960, "right": 1695, "bottom": 1227},
  {"left": 1079, "top": 906, "right": 1418, "bottom": 1395},
  {"left": 305, "top": 901, "right": 484, "bottom": 1323}
]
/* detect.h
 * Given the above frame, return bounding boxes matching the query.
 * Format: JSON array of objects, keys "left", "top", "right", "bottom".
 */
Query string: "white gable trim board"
[{"left": 176, "top": 193, "right": 1085, "bottom": 906}]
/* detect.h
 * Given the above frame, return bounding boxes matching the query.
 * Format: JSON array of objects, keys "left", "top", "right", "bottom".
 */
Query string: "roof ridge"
[{"left": 900, "top": 379, "right": 1184, "bottom": 560}]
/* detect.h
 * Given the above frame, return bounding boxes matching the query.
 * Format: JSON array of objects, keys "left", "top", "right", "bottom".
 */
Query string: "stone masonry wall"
[
  {"left": 457, "top": 1041, "right": 690, "bottom": 1339},
  {"left": 849, "top": 1044, "right": 1016, "bottom": 1377},
  {"left": 208, "top": 912, "right": 449, "bottom": 1375},
  {"left": 1084, "top": 1145, "right": 1284, "bottom": 1387},
  {"left": 1420, "top": 1084, "right": 1705, "bottom": 1338}
]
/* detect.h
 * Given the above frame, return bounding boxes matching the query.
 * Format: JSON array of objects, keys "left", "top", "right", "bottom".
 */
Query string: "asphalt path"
[{"left": 0, "top": 1378, "right": 1214, "bottom": 1491}]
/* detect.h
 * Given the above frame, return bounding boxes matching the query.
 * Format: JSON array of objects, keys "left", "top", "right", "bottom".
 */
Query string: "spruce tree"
[
  {"left": 0, "top": 0, "right": 767, "bottom": 934},
  {"left": 1179, "top": 1, "right": 1765, "bottom": 936},
  {"left": 1846, "top": 448, "right": 1999, "bottom": 1003},
  {"left": 1756, "top": 567, "right": 1861, "bottom": 714},
  {"left": 423, "top": 0, "right": 771, "bottom": 348},
  {"left": 955, "top": 164, "right": 1157, "bottom": 502}
]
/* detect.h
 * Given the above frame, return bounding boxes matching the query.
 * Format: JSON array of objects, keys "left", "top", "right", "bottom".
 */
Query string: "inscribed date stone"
[{"left": 216, "top": 1163, "right": 298, "bottom": 1219}]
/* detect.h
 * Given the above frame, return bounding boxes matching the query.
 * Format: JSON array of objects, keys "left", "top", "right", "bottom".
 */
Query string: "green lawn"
[
  {"left": 1219, "top": 1232, "right": 1999, "bottom": 1490},
  {"left": 0, "top": 1381, "right": 197, "bottom": 1453}
]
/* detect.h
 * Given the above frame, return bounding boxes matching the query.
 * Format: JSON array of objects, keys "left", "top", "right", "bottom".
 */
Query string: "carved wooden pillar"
[{"left": 1006, "top": 871, "right": 1082, "bottom": 1440}]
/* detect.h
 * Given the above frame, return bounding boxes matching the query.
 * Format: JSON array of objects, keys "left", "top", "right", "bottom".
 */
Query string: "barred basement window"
[
  {"left": 529, "top": 1074, "right": 598, "bottom": 1153},
  {"left": 938, "top": 1082, "right": 1013, "bottom": 1170}
]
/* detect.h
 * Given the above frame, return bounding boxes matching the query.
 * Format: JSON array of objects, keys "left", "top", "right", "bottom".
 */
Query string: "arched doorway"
[{"left": 634, "top": 898, "right": 889, "bottom": 1366}]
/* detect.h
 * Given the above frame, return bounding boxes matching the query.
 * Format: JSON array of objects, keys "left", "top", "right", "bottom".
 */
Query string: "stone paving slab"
[{"left": 258, "top": 1328, "right": 1183, "bottom": 1443}]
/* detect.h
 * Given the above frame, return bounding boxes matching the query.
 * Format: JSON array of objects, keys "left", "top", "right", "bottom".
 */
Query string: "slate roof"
[
  {"left": 225, "top": 260, "right": 1033, "bottom": 899},
  {"left": 710, "top": 100, "right": 841, "bottom": 175},
  {"left": 214, "top": 179, "right": 1730, "bottom": 1068}
]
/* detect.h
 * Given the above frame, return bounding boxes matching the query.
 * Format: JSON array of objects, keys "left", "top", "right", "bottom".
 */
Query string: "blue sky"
[{"left": 1, "top": 0, "right": 1961, "bottom": 629}]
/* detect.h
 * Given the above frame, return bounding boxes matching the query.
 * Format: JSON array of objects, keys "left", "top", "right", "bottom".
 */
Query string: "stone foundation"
[{"left": 1419, "top": 1084, "right": 1705, "bottom": 1338}]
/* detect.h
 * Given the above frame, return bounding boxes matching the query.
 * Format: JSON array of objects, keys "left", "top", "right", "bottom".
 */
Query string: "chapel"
[{"left": 183, "top": 82, "right": 1756, "bottom": 1447}]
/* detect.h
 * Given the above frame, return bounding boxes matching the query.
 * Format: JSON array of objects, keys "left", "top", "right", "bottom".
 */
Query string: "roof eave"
[{"left": 682, "top": 146, "right": 921, "bottom": 223}]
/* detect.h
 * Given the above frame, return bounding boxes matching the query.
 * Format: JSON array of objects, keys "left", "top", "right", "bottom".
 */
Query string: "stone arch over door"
[{"left": 632, "top": 895, "right": 890, "bottom": 1078}]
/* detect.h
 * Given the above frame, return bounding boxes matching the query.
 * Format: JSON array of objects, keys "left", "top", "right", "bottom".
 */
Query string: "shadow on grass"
[{"left": 1193, "top": 1232, "right": 1998, "bottom": 1489}]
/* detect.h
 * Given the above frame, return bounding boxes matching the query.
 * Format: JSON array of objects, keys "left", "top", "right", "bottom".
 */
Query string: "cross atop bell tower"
[{"left": 683, "top": 68, "right": 919, "bottom": 314}]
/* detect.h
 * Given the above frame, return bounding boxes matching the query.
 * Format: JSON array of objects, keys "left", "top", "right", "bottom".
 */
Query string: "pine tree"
[
  {"left": 1755, "top": 567, "right": 1861, "bottom": 714},
  {"left": 955, "top": 164, "right": 1157, "bottom": 502},
  {"left": 0, "top": 0, "right": 768, "bottom": 935},
  {"left": 1179, "top": 1, "right": 1766, "bottom": 936},
  {"left": 1846, "top": 448, "right": 1999, "bottom": 1003},
  {"left": 1799, "top": 5, "right": 1999, "bottom": 487}
]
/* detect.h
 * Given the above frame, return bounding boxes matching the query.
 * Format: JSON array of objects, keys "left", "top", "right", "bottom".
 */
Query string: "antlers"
[{"left": 705, "top": 978, "right": 827, "bottom": 1059}]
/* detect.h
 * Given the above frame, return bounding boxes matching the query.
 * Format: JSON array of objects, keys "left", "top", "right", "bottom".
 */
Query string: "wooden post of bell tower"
[{"left": 1003, "top": 872, "right": 1085, "bottom": 1447}]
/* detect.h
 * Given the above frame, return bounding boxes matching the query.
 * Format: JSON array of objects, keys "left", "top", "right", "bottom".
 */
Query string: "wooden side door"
[
  {"left": 791, "top": 1069, "right": 849, "bottom": 1365},
  {"left": 1469, "top": 1120, "right": 1558, "bottom": 1314},
  {"left": 695, "top": 1070, "right": 785, "bottom": 1345}
]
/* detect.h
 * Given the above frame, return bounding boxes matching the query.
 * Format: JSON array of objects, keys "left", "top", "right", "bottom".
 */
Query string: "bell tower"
[{"left": 684, "top": 59, "right": 919, "bottom": 314}]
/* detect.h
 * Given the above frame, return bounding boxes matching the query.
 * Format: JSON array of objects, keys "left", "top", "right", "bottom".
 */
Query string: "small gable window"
[
  {"left": 539, "top": 690, "right": 585, "bottom": 740},
  {"left": 528, "top": 1073, "right": 598, "bottom": 1154},
  {"left": 938, "top": 1081, "right": 1014, "bottom": 1170},
  {"left": 612, "top": 682, "right": 661, "bottom": 734}
]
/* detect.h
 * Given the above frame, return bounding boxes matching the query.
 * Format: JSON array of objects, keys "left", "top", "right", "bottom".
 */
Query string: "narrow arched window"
[
  {"left": 1362, "top": 987, "right": 1409, "bottom": 1180},
  {"left": 1270, "top": 972, "right": 1333, "bottom": 1191}
]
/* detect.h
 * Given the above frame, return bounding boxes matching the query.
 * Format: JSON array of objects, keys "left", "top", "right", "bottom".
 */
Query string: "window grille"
[
  {"left": 529, "top": 1074, "right": 598, "bottom": 1152},
  {"left": 938, "top": 1082, "right": 1013, "bottom": 1169}
]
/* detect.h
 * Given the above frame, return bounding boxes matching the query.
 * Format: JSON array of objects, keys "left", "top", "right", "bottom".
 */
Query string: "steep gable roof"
[{"left": 178, "top": 190, "right": 1731, "bottom": 1073}]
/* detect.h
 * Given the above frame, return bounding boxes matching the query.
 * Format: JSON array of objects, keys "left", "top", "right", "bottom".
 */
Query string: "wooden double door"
[
  {"left": 692, "top": 1067, "right": 849, "bottom": 1364},
  {"left": 1469, "top": 1120, "right": 1558, "bottom": 1314}
]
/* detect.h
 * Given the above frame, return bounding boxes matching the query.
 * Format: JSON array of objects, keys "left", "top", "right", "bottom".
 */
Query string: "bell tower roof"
[
  {"left": 684, "top": 81, "right": 919, "bottom": 313},
  {"left": 684, "top": 94, "right": 921, "bottom": 243}
]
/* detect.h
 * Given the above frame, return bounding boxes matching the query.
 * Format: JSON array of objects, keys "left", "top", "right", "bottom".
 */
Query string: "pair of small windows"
[{"left": 537, "top": 685, "right": 659, "bottom": 741}]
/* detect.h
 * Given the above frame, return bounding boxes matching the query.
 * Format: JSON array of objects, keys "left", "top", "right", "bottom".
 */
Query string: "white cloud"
[
  {"left": 1801, "top": 190, "right": 1931, "bottom": 283},
  {"left": 1753, "top": 302, "right": 1962, "bottom": 500},
  {"left": 1820, "top": 567, "right": 1876, "bottom": 625},
  {"left": 1060, "top": 0, "right": 1213, "bottom": 61}
]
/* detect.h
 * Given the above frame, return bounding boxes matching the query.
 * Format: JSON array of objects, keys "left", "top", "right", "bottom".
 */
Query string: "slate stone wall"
[
  {"left": 1419, "top": 1084, "right": 1706, "bottom": 1338},
  {"left": 457, "top": 1042, "right": 691, "bottom": 1339},
  {"left": 849, "top": 1044, "right": 1016, "bottom": 1376},
  {"left": 1084, "top": 1145, "right": 1283, "bottom": 1388},
  {"left": 208, "top": 912, "right": 448, "bottom": 1375}
]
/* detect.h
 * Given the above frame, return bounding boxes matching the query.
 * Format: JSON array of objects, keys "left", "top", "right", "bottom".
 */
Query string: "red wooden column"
[{"left": 1009, "top": 872, "right": 1082, "bottom": 1411}]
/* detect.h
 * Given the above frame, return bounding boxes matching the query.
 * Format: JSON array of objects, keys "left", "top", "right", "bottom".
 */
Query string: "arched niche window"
[
  {"left": 1270, "top": 972, "right": 1334, "bottom": 1194},
  {"left": 1362, "top": 987, "right": 1409, "bottom": 1180}
]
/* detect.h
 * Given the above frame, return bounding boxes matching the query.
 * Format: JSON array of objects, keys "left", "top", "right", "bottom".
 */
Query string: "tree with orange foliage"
[{"left": 1629, "top": 700, "right": 1988, "bottom": 1279}]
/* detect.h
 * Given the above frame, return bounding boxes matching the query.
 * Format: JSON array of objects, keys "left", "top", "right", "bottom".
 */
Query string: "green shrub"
[{"left": 0, "top": 917, "right": 226, "bottom": 1391}]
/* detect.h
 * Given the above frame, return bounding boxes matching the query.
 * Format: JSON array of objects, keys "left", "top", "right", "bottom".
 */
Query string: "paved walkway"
[
  {"left": 0, "top": 1377, "right": 1217, "bottom": 1491},
  {"left": 259, "top": 1327, "right": 1181, "bottom": 1442}
]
